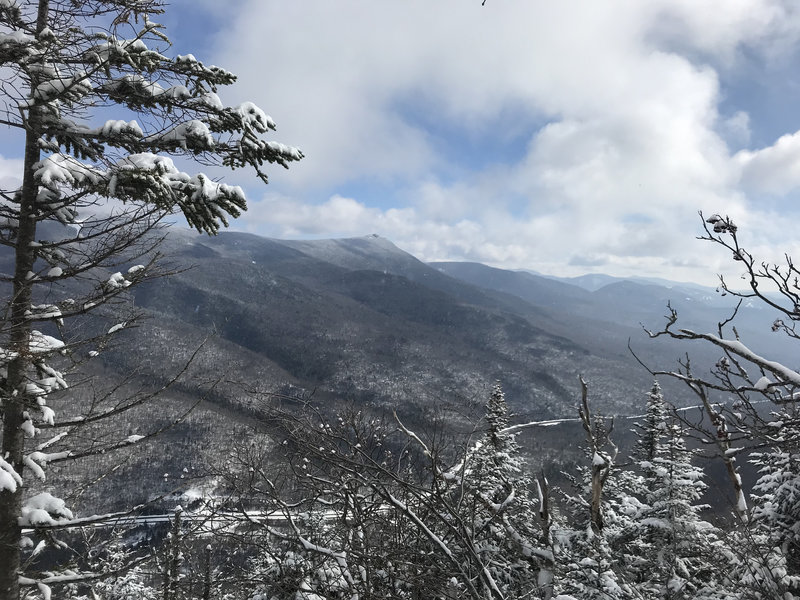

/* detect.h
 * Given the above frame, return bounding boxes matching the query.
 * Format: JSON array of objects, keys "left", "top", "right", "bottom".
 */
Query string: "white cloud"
[
  {"left": 2, "top": 0, "right": 796, "bottom": 285},
  {"left": 649, "top": 0, "right": 800, "bottom": 61},
  {"left": 157, "top": 1, "right": 800, "bottom": 282},
  {"left": 0, "top": 155, "right": 23, "bottom": 193},
  {"left": 721, "top": 111, "right": 752, "bottom": 147},
  {"left": 736, "top": 130, "right": 800, "bottom": 195}
]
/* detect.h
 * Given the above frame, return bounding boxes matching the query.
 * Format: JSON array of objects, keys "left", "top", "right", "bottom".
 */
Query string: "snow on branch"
[
  {"left": 393, "top": 410, "right": 432, "bottom": 458},
  {"left": 0, "top": 455, "right": 22, "bottom": 492},
  {"left": 20, "top": 492, "right": 73, "bottom": 527},
  {"left": 677, "top": 329, "right": 800, "bottom": 387},
  {"left": 109, "top": 153, "right": 246, "bottom": 233}
]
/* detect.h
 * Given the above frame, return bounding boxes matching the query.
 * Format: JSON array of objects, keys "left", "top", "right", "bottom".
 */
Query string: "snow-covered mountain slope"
[{"left": 106, "top": 229, "right": 712, "bottom": 421}]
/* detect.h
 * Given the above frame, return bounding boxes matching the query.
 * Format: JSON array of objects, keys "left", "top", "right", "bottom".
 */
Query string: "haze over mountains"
[{"left": 106, "top": 229, "right": 790, "bottom": 423}]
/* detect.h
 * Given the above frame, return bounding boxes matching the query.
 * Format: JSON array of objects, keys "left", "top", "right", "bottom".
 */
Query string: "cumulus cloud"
[
  {"left": 0, "top": 0, "right": 789, "bottom": 285},
  {"left": 172, "top": 1, "right": 800, "bottom": 282},
  {"left": 736, "top": 130, "right": 800, "bottom": 195}
]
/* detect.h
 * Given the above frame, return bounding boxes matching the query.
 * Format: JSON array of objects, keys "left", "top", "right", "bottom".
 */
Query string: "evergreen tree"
[
  {"left": 633, "top": 381, "right": 667, "bottom": 466},
  {"left": 624, "top": 386, "right": 733, "bottom": 599},
  {"left": 0, "top": 1, "right": 300, "bottom": 597},
  {"left": 745, "top": 420, "right": 800, "bottom": 597},
  {"left": 464, "top": 382, "right": 541, "bottom": 598}
]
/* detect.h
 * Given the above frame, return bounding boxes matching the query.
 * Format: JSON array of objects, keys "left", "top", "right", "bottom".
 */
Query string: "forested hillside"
[{"left": 110, "top": 228, "right": 771, "bottom": 420}]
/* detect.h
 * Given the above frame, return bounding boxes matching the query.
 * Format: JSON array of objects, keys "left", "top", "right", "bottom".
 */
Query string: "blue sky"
[{"left": 5, "top": 0, "right": 800, "bottom": 286}]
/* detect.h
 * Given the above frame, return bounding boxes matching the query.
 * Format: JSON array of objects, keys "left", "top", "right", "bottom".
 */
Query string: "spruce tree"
[
  {"left": 746, "top": 423, "right": 800, "bottom": 596},
  {"left": 0, "top": 1, "right": 300, "bottom": 597},
  {"left": 465, "top": 382, "right": 541, "bottom": 598},
  {"left": 625, "top": 389, "right": 733, "bottom": 599}
]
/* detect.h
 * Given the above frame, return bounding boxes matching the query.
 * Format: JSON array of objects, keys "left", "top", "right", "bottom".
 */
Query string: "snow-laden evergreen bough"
[{"left": 0, "top": 1, "right": 301, "bottom": 598}]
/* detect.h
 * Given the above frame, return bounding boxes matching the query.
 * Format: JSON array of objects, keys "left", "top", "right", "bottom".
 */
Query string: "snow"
[
  {"left": 160, "top": 85, "right": 192, "bottom": 100},
  {"left": 20, "top": 492, "right": 73, "bottom": 526},
  {"left": 38, "top": 363, "right": 67, "bottom": 390},
  {"left": 111, "top": 153, "right": 247, "bottom": 231},
  {"left": 39, "top": 406, "right": 56, "bottom": 427},
  {"left": 535, "top": 479, "right": 545, "bottom": 507},
  {"left": 46, "top": 267, "right": 62, "bottom": 277},
  {"left": 736, "top": 489, "right": 748, "bottom": 514},
  {"left": 27, "top": 304, "right": 63, "bottom": 325},
  {"left": 33, "top": 72, "right": 91, "bottom": 102},
  {"left": 145, "top": 119, "right": 214, "bottom": 150},
  {"left": 91, "top": 119, "right": 143, "bottom": 139},
  {"left": 20, "top": 418, "right": 36, "bottom": 438},
  {"left": 104, "top": 271, "right": 130, "bottom": 291},
  {"left": 35, "top": 154, "right": 103, "bottom": 193},
  {"left": 235, "top": 101, "right": 275, "bottom": 133},
  {"left": 126, "top": 434, "right": 144, "bottom": 443},
  {"left": 265, "top": 140, "right": 303, "bottom": 160},
  {"left": 190, "top": 92, "right": 224, "bottom": 110},
  {"left": 683, "top": 331, "right": 800, "bottom": 386},
  {"left": 37, "top": 582, "right": 51, "bottom": 600},
  {"left": 101, "top": 73, "right": 165, "bottom": 98},
  {"left": 28, "top": 330, "right": 64, "bottom": 353},
  {"left": 754, "top": 376, "right": 772, "bottom": 390},
  {"left": 0, "top": 456, "right": 22, "bottom": 492},
  {"left": 23, "top": 455, "right": 46, "bottom": 481},
  {"left": 25, "top": 450, "right": 71, "bottom": 482},
  {"left": 0, "top": 31, "right": 33, "bottom": 46},
  {"left": 108, "top": 322, "right": 126, "bottom": 334}
]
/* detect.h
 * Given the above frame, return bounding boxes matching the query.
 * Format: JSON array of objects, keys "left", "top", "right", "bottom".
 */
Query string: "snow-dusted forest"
[{"left": 2, "top": 1, "right": 800, "bottom": 599}]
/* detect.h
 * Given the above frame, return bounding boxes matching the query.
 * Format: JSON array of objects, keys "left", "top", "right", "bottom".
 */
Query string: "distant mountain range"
[{"left": 88, "top": 229, "right": 794, "bottom": 423}]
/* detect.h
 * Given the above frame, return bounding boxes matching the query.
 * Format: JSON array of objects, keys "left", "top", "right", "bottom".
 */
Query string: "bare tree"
[
  {"left": 637, "top": 213, "right": 800, "bottom": 597},
  {"left": 219, "top": 391, "right": 551, "bottom": 600}
]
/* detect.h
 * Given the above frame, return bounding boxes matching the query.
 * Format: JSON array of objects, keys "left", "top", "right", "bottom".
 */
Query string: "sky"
[{"left": 6, "top": 1, "right": 800, "bottom": 286}]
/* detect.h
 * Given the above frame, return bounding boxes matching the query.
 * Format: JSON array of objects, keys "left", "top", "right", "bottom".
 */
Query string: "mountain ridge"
[{"left": 100, "top": 229, "right": 778, "bottom": 424}]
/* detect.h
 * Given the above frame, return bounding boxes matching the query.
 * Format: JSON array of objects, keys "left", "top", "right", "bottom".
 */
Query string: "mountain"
[
  {"left": 89, "top": 229, "right": 728, "bottom": 425},
  {"left": 431, "top": 260, "right": 795, "bottom": 377},
  {"left": 8, "top": 227, "right": 786, "bottom": 426},
  {"left": 542, "top": 271, "right": 714, "bottom": 294}
]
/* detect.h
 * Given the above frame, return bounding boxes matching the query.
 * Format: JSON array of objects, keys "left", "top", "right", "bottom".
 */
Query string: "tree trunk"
[{"left": 0, "top": 3, "right": 49, "bottom": 598}]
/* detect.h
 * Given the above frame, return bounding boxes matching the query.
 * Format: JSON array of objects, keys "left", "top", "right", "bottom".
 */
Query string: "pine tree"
[
  {"left": 634, "top": 381, "right": 667, "bottom": 466},
  {"left": 745, "top": 421, "right": 800, "bottom": 596},
  {"left": 624, "top": 388, "right": 733, "bottom": 599},
  {"left": 463, "top": 382, "right": 541, "bottom": 598},
  {"left": 0, "top": 1, "right": 301, "bottom": 597}
]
